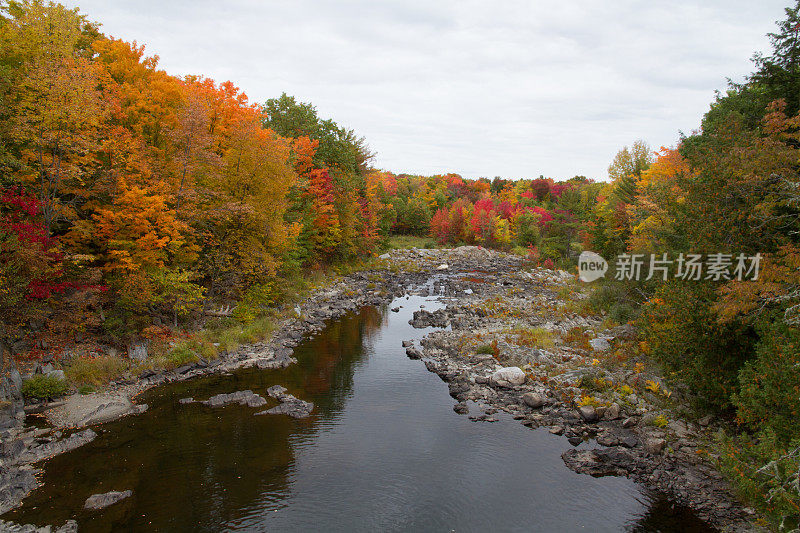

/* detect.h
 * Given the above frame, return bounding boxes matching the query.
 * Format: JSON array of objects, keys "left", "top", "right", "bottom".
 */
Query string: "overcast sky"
[{"left": 62, "top": 1, "right": 789, "bottom": 181}]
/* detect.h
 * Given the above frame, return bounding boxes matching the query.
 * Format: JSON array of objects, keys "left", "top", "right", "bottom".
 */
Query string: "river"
[{"left": 5, "top": 292, "right": 714, "bottom": 532}]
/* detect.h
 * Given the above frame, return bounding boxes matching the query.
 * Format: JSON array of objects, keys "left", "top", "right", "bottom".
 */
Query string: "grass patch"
[
  {"left": 386, "top": 234, "right": 439, "bottom": 250},
  {"left": 649, "top": 414, "right": 669, "bottom": 428},
  {"left": 476, "top": 343, "right": 494, "bottom": 355},
  {"left": 66, "top": 355, "right": 128, "bottom": 388},
  {"left": 198, "top": 315, "right": 275, "bottom": 357},
  {"left": 507, "top": 327, "right": 555, "bottom": 349},
  {"left": 562, "top": 327, "right": 592, "bottom": 350},
  {"left": 577, "top": 372, "right": 614, "bottom": 393}
]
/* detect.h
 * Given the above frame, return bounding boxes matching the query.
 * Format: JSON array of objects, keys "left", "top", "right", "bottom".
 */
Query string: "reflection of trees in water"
[
  {"left": 7, "top": 306, "right": 385, "bottom": 532},
  {"left": 625, "top": 493, "right": 716, "bottom": 533},
  {"left": 292, "top": 305, "right": 383, "bottom": 414}
]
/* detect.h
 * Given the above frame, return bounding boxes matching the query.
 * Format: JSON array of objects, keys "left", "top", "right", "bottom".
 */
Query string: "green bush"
[
  {"left": 233, "top": 282, "right": 274, "bottom": 323},
  {"left": 166, "top": 343, "right": 200, "bottom": 368},
  {"left": 637, "top": 281, "right": 756, "bottom": 411},
  {"left": 21, "top": 374, "right": 69, "bottom": 400},
  {"left": 734, "top": 321, "right": 800, "bottom": 442},
  {"left": 586, "top": 281, "right": 640, "bottom": 321},
  {"left": 717, "top": 429, "right": 800, "bottom": 531}
]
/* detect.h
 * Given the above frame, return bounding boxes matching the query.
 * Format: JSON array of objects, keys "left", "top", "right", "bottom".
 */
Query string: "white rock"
[
  {"left": 589, "top": 337, "right": 611, "bottom": 351},
  {"left": 378, "top": 253, "right": 390, "bottom": 259},
  {"left": 436, "top": 263, "right": 449, "bottom": 270},
  {"left": 490, "top": 367, "right": 526, "bottom": 387},
  {"left": 46, "top": 369, "right": 66, "bottom": 381}
]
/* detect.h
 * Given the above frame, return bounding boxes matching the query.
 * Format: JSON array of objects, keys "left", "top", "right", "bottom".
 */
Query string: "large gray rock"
[
  {"left": 405, "top": 347, "right": 422, "bottom": 360},
  {"left": 78, "top": 399, "right": 135, "bottom": 426},
  {"left": 84, "top": 489, "right": 132, "bottom": 510},
  {"left": 45, "top": 369, "right": 65, "bottom": 382},
  {"left": 203, "top": 390, "right": 266, "bottom": 408},
  {"left": 0, "top": 519, "right": 77, "bottom": 532},
  {"left": 127, "top": 341, "right": 148, "bottom": 361},
  {"left": 0, "top": 348, "right": 24, "bottom": 429},
  {"left": 562, "top": 448, "right": 637, "bottom": 477},
  {"left": 490, "top": 367, "right": 526, "bottom": 387},
  {"left": 578, "top": 405, "right": 598, "bottom": 422},
  {"left": 409, "top": 309, "right": 449, "bottom": 328},
  {"left": 604, "top": 403, "right": 621, "bottom": 420},
  {"left": 522, "top": 392, "right": 544, "bottom": 408},
  {"left": 17, "top": 428, "right": 96, "bottom": 464},
  {"left": 258, "top": 400, "right": 314, "bottom": 419},
  {"left": 257, "top": 385, "right": 314, "bottom": 418}
]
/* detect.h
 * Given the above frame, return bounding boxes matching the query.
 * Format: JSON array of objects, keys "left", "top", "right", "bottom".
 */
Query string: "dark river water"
[{"left": 5, "top": 294, "right": 715, "bottom": 532}]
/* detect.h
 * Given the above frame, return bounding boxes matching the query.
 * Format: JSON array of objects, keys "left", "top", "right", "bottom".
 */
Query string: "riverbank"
[{"left": 1, "top": 246, "right": 759, "bottom": 531}]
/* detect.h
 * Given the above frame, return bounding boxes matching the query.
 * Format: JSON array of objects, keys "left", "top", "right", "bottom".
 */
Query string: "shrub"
[
  {"left": 165, "top": 343, "right": 199, "bottom": 368},
  {"left": 650, "top": 414, "right": 669, "bottom": 428},
  {"left": 586, "top": 281, "right": 640, "bottom": 322},
  {"left": 637, "top": 281, "right": 756, "bottom": 411},
  {"left": 717, "top": 429, "right": 800, "bottom": 531},
  {"left": 21, "top": 374, "right": 69, "bottom": 400},
  {"left": 233, "top": 282, "right": 274, "bottom": 323},
  {"left": 562, "top": 327, "right": 591, "bottom": 350},
  {"left": 734, "top": 321, "right": 800, "bottom": 442},
  {"left": 476, "top": 343, "right": 494, "bottom": 355}
]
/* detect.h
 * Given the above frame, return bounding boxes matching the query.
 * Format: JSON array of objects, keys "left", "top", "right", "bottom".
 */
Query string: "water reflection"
[{"left": 6, "top": 300, "right": 715, "bottom": 532}]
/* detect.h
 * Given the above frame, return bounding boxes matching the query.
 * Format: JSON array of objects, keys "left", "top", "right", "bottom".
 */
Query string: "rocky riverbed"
[{"left": 0, "top": 246, "right": 760, "bottom": 532}]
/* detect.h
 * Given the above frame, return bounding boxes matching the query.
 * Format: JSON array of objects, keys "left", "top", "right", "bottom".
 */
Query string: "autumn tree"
[{"left": 1, "top": 0, "right": 107, "bottom": 235}]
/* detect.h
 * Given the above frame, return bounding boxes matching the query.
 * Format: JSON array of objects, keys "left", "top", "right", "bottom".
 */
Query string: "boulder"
[
  {"left": 645, "top": 437, "right": 666, "bottom": 455},
  {"left": 45, "top": 369, "right": 66, "bottom": 381},
  {"left": 406, "top": 347, "right": 422, "bottom": 360},
  {"left": 604, "top": 403, "right": 621, "bottom": 420},
  {"left": 562, "top": 448, "right": 637, "bottom": 477},
  {"left": 578, "top": 405, "right": 598, "bottom": 422},
  {"left": 203, "top": 390, "right": 266, "bottom": 409},
  {"left": 490, "top": 367, "right": 526, "bottom": 388},
  {"left": 409, "top": 309, "right": 449, "bottom": 328},
  {"left": 257, "top": 397, "right": 313, "bottom": 419},
  {"left": 259, "top": 385, "right": 314, "bottom": 418},
  {"left": 521, "top": 392, "right": 544, "bottom": 408},
  {"left": 17, "top": 428, "right": 96, "bottom": 465},
  {"left": 453, "top": 402, "right": 469, "bottom": 414},
  {"left": 84, "top": 489, "right": 132, "bottom": 510},
  {"left": 589, "top": 338, "right": 611, "bottom": 352},
  {"left": 127, "top": 341, "right": 148, "bottom": 362}
]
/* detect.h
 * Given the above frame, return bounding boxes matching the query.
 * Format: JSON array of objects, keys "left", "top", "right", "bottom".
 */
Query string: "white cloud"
[{"left": 63, "top": 0, "right": 788, "bottom": 180}]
